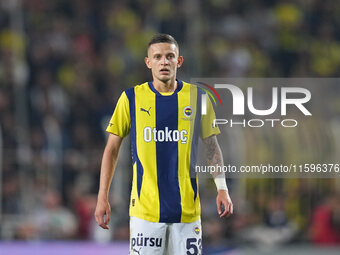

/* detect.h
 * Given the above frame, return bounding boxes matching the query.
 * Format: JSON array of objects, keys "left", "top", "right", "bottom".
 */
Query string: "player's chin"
[{"left": 157, "top": 75, "right": 171, "bottom": 83}]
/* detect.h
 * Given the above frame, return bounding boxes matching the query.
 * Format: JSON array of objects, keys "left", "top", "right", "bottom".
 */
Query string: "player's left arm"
[{"left": 202, "top": 135, "right": 233, "bottom": 218}]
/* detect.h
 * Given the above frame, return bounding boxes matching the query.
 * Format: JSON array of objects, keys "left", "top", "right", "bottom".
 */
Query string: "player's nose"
[{"left": 161, "top": 56, "right": 169, "bottom": 65}]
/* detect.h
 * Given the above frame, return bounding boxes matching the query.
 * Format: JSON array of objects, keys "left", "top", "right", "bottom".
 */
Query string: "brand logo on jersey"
[
  {"left": 194, "top": 226, "right": 200, "bottom": 235},
  {"left": 140, "top": 107, "right": 151, "bottom": 116},
  {"left": 143, "top": 127, "right": 188, "bottom": 144},
  {"left": 183, "top": 106, "right": 193, "bottom": 118},
  {"left": 131, "top": 233, "right": 163, "bottom": 249},
  {"left": 132, "top": 247, "right": 142, "bottom": 255}
]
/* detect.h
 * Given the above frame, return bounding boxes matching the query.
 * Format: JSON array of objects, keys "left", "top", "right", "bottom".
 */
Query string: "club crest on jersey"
[
  {"left": 194, "top": 226, "right": 200, "bottom": 235},
  {"left": 183, "top": 106, "right": 193, "bottom": 118}
]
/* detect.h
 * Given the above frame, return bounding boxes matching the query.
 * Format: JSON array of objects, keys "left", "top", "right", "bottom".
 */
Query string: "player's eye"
[{"left": 154, "top": 55, "right": 161, "bottom": 59}]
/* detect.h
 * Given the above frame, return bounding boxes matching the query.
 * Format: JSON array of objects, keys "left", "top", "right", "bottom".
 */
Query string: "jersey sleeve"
[
  {"left": 106, "top": 91, "right": 131, "bottom": 137},
  {"left": 200, "top": 95, "right": 220, "bottom": 139}
]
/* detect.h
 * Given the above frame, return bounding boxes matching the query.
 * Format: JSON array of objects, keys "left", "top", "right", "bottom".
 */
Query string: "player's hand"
[
  {"left": 216, "top": 190, "right": 233, "bottom": 218},
  {"left": 94, "top": 194, "right": 111, "bottom": 230}
]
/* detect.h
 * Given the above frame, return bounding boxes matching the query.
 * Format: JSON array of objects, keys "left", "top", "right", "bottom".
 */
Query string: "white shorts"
[{"left": 130, "top": 216, "right": 202, "bottom": 255}]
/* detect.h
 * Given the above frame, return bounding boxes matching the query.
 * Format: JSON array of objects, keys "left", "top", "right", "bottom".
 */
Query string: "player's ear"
[
  {"left": 145, "top": 57, "right": 151, "bottom": 69},
  {"left": 177, "top": 56, "right": 184, "bottom": 68}
]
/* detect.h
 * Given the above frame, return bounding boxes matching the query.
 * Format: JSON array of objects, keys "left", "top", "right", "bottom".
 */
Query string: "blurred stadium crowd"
[{"left": 1, "top": 0, "right": 340, "bottom": 250}]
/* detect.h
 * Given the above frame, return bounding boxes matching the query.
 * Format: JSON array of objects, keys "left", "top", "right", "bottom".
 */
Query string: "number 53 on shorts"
[{"left": 186, "top": 238, "right": 202, "bottom": 255}]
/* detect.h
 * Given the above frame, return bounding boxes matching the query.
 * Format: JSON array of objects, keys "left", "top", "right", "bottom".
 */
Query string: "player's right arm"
[
  {"left": 94, "top": 91, "right": 131, "bottom": 230},
  {"left": 94, "top": 133, "right": 123, "bottom": 230}
]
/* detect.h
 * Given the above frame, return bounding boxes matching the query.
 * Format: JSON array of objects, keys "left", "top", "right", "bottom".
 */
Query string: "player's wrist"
[
  {"left": 98, "top": 189, "right": 109, "bottom": 199},
  {"left": 214, "top": 173, "right": 228, "bottom": 191}
]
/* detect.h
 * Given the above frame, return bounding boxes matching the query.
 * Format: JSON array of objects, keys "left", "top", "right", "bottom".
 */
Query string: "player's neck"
[{"left": 153, "top": 78, "right": 177, "bottom": 93}]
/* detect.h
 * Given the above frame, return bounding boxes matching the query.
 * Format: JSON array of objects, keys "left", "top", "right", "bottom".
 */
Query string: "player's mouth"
[{"left": 160, "top": 68, "right": 170, "bottom": 75}]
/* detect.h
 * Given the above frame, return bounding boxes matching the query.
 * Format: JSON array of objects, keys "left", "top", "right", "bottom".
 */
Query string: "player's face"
[{"left": 145, "top": 43, "right": 183, "bottom": 83}]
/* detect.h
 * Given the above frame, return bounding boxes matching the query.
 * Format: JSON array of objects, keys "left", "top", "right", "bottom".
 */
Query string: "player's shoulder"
[
  {"left": 134, "top": 82, "right": 149, "bottom": 90},
  {"left": 123, "top": 82, "right": 150, "bottom": 97},
  {"left": 181, "top": 80, "right": 193, "bottom": 88},
  {"left": 180, "top": 80, "right": 196, "bottom": 90},
  {"left": 180, "top": 81, "right": 206, "bottom": 94}
]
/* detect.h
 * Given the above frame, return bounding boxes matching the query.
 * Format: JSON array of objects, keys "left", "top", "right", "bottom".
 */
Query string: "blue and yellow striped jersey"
[{"left": 106, "top": 80, "right": 220, "bottom": 223}]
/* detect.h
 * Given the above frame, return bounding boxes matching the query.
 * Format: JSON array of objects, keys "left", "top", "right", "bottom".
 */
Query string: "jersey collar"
[{"left": 148, "top": 79, "right": 183, "bottom": 96}]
